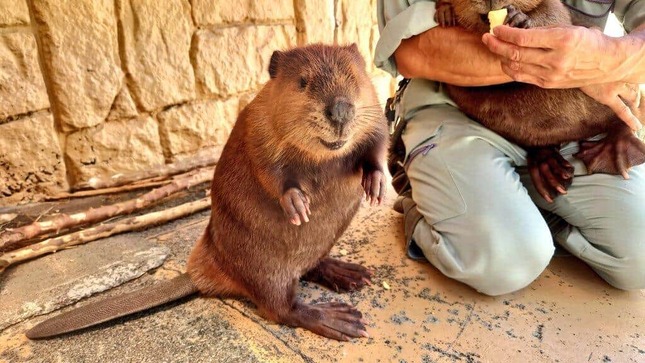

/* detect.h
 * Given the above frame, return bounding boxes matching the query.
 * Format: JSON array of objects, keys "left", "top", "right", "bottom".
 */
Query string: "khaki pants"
[{"left": 401, "top": 104, "right": 645, "bottom": 296}]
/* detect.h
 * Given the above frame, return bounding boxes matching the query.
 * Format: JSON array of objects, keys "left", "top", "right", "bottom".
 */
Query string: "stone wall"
[{"left": 0, "top": 0, "right": 394, "bottom": 206}]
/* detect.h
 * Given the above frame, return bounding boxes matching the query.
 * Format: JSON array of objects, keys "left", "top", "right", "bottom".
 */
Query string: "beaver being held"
[
  {"left": 434, "top": 0, "right": 645, "bottom": 201},
  {"left": 26, "top": 44, "right": 388, "bottom": 341}
]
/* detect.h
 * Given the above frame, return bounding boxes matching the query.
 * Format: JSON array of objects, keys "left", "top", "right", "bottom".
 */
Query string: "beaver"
[
  {"left": 26, "top": 44, "right": 389, "bottom": 341},
  {"left": 434, "top": 0, "right": 645, "bottom": 201}
]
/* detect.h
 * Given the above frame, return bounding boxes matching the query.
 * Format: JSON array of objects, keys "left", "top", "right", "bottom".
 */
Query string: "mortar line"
[{"left": 24, "top": 0, "right": 71, "bottom": 190}]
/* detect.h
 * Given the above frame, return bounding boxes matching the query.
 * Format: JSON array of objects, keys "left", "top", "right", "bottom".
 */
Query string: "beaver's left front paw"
[
  {"left": 505, "top": 5, "right": 532, "bottom": 28},
  {"left": 362, "top": 169, "right": 386, "bottom": 206},
  {"left": 280, "top": 187, "right": 311, "bottom": 225}
]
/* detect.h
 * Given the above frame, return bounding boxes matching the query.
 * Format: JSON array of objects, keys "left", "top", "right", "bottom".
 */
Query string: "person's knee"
[
  {"left": 602, "top": 251, "right": 645, "bottom": 290},
  {"left": 463, "top": 224, "right": 554, "bottom": 296}
]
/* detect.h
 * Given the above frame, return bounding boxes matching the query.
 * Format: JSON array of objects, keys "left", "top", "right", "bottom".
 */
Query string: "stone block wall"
[{"left": 0, "top": 0, "right": 394, "bottom": 206}]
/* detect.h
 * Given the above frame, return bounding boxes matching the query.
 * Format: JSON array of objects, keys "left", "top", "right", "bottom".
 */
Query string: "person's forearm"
[
  {"left": 619, "top": 24, "right": 645, "bottom": 84},
  {"left": 394, "top": 26, "right": 513, "bottom": 86}
]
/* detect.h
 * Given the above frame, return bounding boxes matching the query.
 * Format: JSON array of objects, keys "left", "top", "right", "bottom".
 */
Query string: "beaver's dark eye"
[{"left": 299, "top": 77, "right": 308, "bottom": 89}]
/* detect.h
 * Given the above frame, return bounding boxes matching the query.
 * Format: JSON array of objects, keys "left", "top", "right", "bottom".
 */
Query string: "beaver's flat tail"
[{"left": 26, "top": 273, "right": 198, "bottom": 339}]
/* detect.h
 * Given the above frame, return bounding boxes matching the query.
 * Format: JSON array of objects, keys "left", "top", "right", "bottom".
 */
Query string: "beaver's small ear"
[
  {"left": 347, "top": 43, "right": 361, "bottom": 55},
  {"left": 346, "top": 43, "right": 365, "bottom": 68},
  {"left": 269, "top": 51, "right": 283, "bottom": 79}
]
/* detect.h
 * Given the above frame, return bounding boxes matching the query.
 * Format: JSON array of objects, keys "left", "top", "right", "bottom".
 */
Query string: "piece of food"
[{"left": 488, "top": 8, "right": 508, "bottom": 33}]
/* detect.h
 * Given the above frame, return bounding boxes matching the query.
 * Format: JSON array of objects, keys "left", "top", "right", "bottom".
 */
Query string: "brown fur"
[
  {"left": 185, "top": 44, "right": 388, "bottom": 339},
  {"left": 437, "top": 0, "right": 645, "bottom": 176},
  {"left": 26, "top": 44, "right": 388, "bottom": 341}
]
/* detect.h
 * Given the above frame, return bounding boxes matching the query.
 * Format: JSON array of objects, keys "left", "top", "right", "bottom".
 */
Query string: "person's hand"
[
  {"left": 481, "top": 25, "right": 643, "bottom": 131},
  {"left": 580, "top": 82, "right": 643, "bottom": 131},
  {"left": 481, "top": 25, "right": 618, "bottom": 88}
]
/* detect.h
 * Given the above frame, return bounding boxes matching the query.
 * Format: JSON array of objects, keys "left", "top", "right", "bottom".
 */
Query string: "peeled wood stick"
[
  {"left": 72, "top": 149, "right": 221, "bottom": 191},
  {"left": 44, "top": 180, "right": 171, "bottom": 201},
  {"left": 0, "top": 168, "right": 213, "bottom": 251},
  {"left": 0, "top": 197, "right": 211, "bottom": 274}
]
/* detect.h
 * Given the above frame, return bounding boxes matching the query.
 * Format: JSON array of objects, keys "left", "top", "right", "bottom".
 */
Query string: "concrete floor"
[{"left": 1, "top": 189, "right": 644, "bottom": 363}]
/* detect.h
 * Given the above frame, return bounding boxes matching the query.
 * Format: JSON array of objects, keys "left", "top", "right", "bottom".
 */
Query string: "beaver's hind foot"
[
  {"left": 575, "top": 124, "right": 645, "bottom": 179},
  {"left": 303, "top": 257, "right": 372, "bottom": 292},
  {"left": 284, "top": 301, "right": 368, "bottom": 341}
]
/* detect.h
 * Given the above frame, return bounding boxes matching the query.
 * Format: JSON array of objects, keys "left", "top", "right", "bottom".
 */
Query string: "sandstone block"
[
  {"left": 191, "top": 0, "right": 249, "bottom": 25},
  {"left": 193, "top": 25, "right": 296, "bottom": 96},
  {"left": 294, "top": 0, "right": 335, "bottom": 45},
  {"left": 0, "top": 112, "right": 68, "bottom": 206},
  {"left": 193, "top": 27, "right": 254, "bottom": 96},
  {"left": 65, "top": 116, "right": 165, "bottom": 186},
  {"left": 107, "top": 86, "right": 138, "bottom": 121},
  {"left": 119, "top": 0, "right": 195, "bottom": 112},
  {"left": 157, "top": 99, "right": 238, "bottom": 160},
  {"left": 0, "top": 33, "right": 50, "bottom": 121},
  {"left": 238, "top": 92, "right": 257, "bottom": 112},
  {"left": 192, "top": 0, "right": 294, "bottom": 25},
  {"left": 249, "top": 0, "right": 294, "bottom": 21},
  {"left": 256, "top": 25, "right": 297, "bottom": 85},
  {"left": 0, "top": 0, "right": 30, "bottom": 26},
  {"left": 31, "top": 0, "right": 123, "bottom": 131},
  {"left": 335, "top": 0, "right": 376, "bottom": 71}
]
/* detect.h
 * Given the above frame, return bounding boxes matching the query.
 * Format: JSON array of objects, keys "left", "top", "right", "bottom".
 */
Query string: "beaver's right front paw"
[
  {"left": 434, "top": 1, "right": 456, "bottom": 27},
  {"left": 280, "top": 188, "right": 311, "bottom": 226},
  {"left": 504, "top": 5, "right": 532, "bottom": 28}
]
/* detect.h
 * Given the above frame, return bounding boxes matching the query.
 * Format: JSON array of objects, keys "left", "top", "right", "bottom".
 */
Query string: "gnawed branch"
[
  {"left": 72, "top": 147, "right": 221, "bottom": 191},
  {"left": 0, "top": 168, "right": 213, "bottom": 251},
  {"left": 45, "top": 180, "right": 171, "bottom": 201},
  {"left": 0, "top": 198, "right": 210, "bottom": 274}
]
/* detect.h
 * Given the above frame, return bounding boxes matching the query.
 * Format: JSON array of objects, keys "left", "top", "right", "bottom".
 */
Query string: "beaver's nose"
[{"left": 325, "top": 97, "right": 355, "bottom": 125}]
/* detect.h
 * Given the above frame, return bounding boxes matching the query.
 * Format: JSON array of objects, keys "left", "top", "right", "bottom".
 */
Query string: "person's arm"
[
  {"left": 374, "top": 0, "right": 514, "bottom": 87},
  {"left": 394, "top": 26, "right": 514, "bottom": 86}
]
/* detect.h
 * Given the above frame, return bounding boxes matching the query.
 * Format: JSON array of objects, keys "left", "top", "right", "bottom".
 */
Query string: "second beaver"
[
  {"left": 26, "top": 44, "right": 388, "bottom": 341},
  {"left": 435, "top": 0, "right": 645, "bottom": 200}
]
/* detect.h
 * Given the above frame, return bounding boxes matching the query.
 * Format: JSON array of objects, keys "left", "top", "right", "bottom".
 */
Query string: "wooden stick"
[
  {"left": 72, "top": 148, "right": 221, "bottom": 191},
  {"left": 44, "top": 180, "right": 171, "bottom": 201},
  {"left": 0, "top": 197, "right": 211, "bottom": 274},
  {"left": 0, "top": 213, "right": 17, "bottom": 224},
  {"left": 0, "top": 168, "right": 213, "bottom": 251}
]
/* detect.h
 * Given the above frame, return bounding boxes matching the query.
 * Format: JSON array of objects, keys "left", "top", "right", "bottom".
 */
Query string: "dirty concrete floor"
[{"left": 1, "top": 189, "right": 643, "bottom": 363}]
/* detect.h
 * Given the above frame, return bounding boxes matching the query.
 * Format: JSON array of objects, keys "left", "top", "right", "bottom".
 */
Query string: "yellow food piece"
[
  {"left": 488, "top": 8, "right": 508, "bottom": 33},
  {"left": 382, "top": 281, "right": 391, "bottom": 290}
]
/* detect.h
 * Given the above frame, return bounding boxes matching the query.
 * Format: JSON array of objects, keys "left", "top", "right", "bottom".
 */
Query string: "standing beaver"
[
  {"left": 434, "top": 0, "right": 645, "bottom": 200},
  {"left": 26, "top": 44, "right": 388, "bottom": 341}
]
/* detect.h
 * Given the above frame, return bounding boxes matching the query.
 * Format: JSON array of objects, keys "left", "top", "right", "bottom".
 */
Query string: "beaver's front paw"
[
  {"left": 505, "top": 5, "right": 532, "bottom": 28},
  {"left": 362, "top": 169, "right": 386, "bottom": 206},
  {"left": 434, "top": 1, "right": 456, "bottom": 27},
  {"left": 280, "top": 188, "right": 311, "bottom": 225},
  {"left": 527, "top": 146, "right": 574, "bottom": 203}
]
